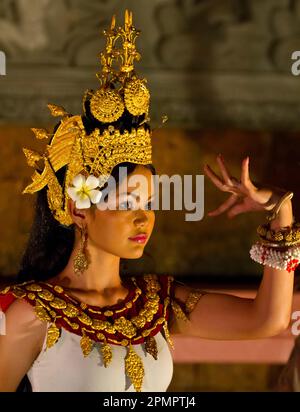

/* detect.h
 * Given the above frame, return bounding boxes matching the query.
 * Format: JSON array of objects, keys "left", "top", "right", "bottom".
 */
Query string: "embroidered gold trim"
[
  {"left": 63, "top": 317, "right": 79, "bottom": 330},
  {"left": 44, "top": 278, "right": 142, "bottom": 316},
  {"left": 12, "top": 288, "right": 26, "bottom": 299},
  {"left": 25, "top": 284, "right": 43, "bottom": 292},
  {"left": 78, "top": 312, "right": 93, "bottom": 326},
  {"left": 35, "top": 303, "right": 51, "bottom": 322},
  {"left": 50, "top": 297, "right": 67, "bottom": 310},
  {"left": 54, "top": 285, "right": 64, "bottom": 293},
  {"left": 63, "top": 303, "right": 79, "bottom": 317},
  {"left": 38, "top": 289, "right": 54, "bottom": 301},
  {"left": 0, "top": 286, "right": 10, "bottom": 294},
  {"left": 2, "top": 274, "right": 174, "bottom": 393},
  {"left": 114, "top": 316, "right": 137, "bottom": 339}
]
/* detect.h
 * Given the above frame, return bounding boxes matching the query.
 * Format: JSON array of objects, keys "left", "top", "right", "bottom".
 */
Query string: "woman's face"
[{"left": 85, "top": 165, "right": 156, "bottom": 259}]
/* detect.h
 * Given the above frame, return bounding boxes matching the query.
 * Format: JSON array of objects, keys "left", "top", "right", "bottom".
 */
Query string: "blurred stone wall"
[
  {"left": 1, "top": 0, "right": 300, "bottom": 279},
  {"left": 0, "top": 0, "right": 300, "bottom": 128}
]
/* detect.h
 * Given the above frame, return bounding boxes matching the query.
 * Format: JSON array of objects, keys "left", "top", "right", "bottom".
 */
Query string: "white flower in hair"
[{"left": 67, "top": 174, "right": 102, "bottom": 209}]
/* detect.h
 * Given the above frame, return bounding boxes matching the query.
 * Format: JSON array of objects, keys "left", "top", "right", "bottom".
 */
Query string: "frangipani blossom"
[{"left": 67, "top": 174, "right": 102, "bottom": 209}]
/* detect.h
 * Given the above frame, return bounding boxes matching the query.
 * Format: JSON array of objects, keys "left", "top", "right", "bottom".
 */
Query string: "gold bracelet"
[
  {"left": 257, "top": 221, "right": 300, "bottom": 247},
  {"left": 170, "top": 289, "right": 206, "bottom": 322},
  {"left": 185, "top": 289, "right": 205, "bottom": 314},
  {"left": 267, "top": 191, "right": 294, "bottom": 221}
]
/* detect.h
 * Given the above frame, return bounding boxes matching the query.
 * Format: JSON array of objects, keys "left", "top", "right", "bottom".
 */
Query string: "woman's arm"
[
  {"left": 0, "top": 299, "right": 47, "bottom": 391},
  {"left": 169, "top": 156, "right": 294, "bottom": 340}
]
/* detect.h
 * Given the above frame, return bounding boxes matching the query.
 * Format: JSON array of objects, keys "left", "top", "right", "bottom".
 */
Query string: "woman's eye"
[{"left": 119, "top": 199, "right": 154, "bottom": 210}]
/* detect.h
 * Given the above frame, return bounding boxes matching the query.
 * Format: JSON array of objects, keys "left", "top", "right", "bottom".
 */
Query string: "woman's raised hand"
[{"left": 203, "top": 154, "right": 282, "bottom": 218}]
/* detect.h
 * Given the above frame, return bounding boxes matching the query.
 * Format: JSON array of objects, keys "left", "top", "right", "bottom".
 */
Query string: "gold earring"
[{"left": 73, "top": 226, "right": 89, "bottom": 275}]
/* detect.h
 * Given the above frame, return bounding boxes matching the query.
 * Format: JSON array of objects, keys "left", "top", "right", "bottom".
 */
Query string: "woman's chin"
[{"left": 124, "top": 248, "right": 145, "bottom": 259}]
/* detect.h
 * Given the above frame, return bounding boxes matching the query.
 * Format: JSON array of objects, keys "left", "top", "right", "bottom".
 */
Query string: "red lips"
[{"left": 128, "top": 233, "right": 148, "bottom": 242}]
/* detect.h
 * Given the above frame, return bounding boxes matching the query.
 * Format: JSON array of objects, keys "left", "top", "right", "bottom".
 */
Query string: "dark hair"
[{"left": 17, "top": 106, "right": 155, "bottom": 283}]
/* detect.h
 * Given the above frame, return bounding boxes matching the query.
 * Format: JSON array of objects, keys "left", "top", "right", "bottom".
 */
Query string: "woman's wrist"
[{"left": 270, "top": 199, "right": 293, "bottom": 231}]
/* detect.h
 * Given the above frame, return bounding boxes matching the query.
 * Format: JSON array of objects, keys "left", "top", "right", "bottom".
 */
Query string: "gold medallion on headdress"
[
  {"left": 124, "top": 79, "right": 150, "bottom": 116},
  {"left": 90, "top": 89, "right": 124, "bottom": 123}
]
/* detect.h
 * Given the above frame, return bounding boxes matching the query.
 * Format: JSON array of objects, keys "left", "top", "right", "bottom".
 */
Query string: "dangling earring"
[{"left": 73, "top": 225, "right": 90, "bottom": 275}]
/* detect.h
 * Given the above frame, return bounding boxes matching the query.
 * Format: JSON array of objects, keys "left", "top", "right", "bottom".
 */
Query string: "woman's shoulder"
[
  {"left": 0, "top": 281, "right": 47, "bottom": 326},
  {"left": 4, "top": 297, "right": 41, "bottom": 324},
  {"left": 0, "top": 282, "right": 47, "bottom": 380},
  {"left": 0, "top": 284, "right": 47, "bottom": 347}
]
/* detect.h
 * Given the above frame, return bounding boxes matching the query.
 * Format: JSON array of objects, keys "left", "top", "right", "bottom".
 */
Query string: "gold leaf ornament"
[
  {"left": 80, "top": 332, "right": 94, "bottom": 357},
  {"left": 101, "top": 341, "right": 113, "bottom": 367},
  {"left": 145, "top": 336, "right": 158, "bottom": 360},
  {"left": 38, "top": 289, "right": 54, "bottom": 301},
  {"left": 25, "top": 283, "right": 43, "bottom": 292},
  {"left": 46, "top": 323, "right": 61, "bottom": 349},
  {"left": 47, "top": 103, "right": 69, "bottom": 117},
  {"left": 23, "top": 148, "right": 43, "bottom": 168},
  {"left": 114, "top": 316, "right": 137, "bottom": 339},
  {"left": 49, "top": 297, "right": 67, "bottom": 310},
  {"left": 31, "top": 128, "right": 49, "bottom": 140},
  {"left": 34, "top": 303, "right": 51, "bottom": 322},
  {"left": 125, "top": 344, "right": 144, "bottom": 392}
]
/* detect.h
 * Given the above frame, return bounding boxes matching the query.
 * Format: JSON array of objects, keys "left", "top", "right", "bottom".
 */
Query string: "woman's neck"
[{"left": 51, "top": 240, "right": 123, "bottom": 294}]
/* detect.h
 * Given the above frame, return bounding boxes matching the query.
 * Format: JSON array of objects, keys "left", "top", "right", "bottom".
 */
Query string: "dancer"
[{"left": 0, "top": 11, "right": 297, "bottom": 392}]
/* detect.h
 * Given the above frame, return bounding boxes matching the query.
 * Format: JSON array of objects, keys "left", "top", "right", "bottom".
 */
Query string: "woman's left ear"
[{"left": 67, "top": 198, "right": 88, "bottom": 227}]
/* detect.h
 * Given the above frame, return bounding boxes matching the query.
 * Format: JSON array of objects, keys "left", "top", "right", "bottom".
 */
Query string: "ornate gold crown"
[{"left": 22, "top": 10, "right": 152, "bottom": 227}]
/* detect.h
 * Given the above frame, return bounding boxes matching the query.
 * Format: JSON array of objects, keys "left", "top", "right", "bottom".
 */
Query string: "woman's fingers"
[
  {"left": 208, "top": 193, "right": 238, "bottom": 217},
  {"left": 203, "top": 164, "right": 226, "bottom": 191},
  {"left": 227, "top": 201, "right": 247, "bottom": 219},
  {"left": 216, "top": 154, "right": 232, "bottom": 185},
  {"left": 241, "top": 156, "right": 256, "bottom": 190},
  {"left": 205, "top": 155, "right": 254, "bottom": 198},
  {"left": 205, "top": 154, "right": 259, "bottom": 219},
  {"left": 241, "top": 157, "right": 250, "bottom": 186}
]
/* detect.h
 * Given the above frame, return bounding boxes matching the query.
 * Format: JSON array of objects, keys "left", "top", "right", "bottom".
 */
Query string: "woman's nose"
[{"left": 134, "top": 210, "right": 148, "bottom": 227}]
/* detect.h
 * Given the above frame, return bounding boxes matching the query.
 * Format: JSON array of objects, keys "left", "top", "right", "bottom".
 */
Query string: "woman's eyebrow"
[{"left": 118, "top": 192, "right": 154, "bottom": 200}]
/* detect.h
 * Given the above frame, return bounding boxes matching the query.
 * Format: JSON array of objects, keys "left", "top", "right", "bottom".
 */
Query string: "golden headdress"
[{"left": 22, "top": 10, "right": 152, "bottom": 226}]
